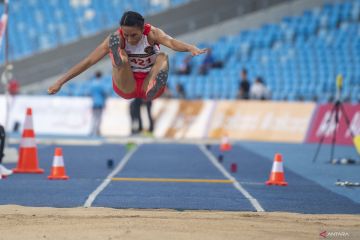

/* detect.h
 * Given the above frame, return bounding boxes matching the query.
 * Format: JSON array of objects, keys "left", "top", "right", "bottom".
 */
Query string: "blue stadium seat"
[{"left": 1, "top": 0, "right": 190, "bottom": 63}]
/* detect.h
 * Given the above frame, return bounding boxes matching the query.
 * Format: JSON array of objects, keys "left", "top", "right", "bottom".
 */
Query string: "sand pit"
[{"left": 0, "top": 205, "right": 359, "bottom": 240}]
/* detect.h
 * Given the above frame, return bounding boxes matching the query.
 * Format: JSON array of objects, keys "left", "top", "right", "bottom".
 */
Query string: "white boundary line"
[
  {"left": 83, "top": 145, "right": 139, "bottom": 208},
  {"left": 198, "top": 145, "right": 265, "bottom": 212}
]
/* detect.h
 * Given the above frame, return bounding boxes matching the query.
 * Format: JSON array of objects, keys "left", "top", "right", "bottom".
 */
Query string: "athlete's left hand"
[
  {"left": 190, "top": 47, "right": 208, "bottom": 56},
  {"left": 48, "top": 81, "right": 62, "bottom": 95}
]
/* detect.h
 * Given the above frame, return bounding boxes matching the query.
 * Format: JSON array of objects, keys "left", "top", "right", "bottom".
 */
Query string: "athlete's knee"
[
  {"left": 156, "top": 53, "right": 169, "bottom": 71},
  {"left": 156, "top": 52, "right": 168, "bottom": 62}
]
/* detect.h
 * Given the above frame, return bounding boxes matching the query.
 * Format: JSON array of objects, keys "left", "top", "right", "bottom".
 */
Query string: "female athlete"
[{"left": 48, "top": 11, "right": 207, "bottom": 100}]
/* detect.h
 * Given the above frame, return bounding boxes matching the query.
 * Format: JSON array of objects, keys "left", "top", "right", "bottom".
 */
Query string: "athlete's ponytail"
[{"left": 120, "top": 11, "right": 144, "bottom": 29}]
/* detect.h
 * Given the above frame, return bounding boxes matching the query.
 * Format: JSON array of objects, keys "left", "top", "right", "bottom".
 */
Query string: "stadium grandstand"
[
  {"left": 0, "top": 0, "right": 190, "bottom": 61},
  {"left": 169, "top": 0, "right": 360, "bottom": 102},
  {"left": 1, "top": 0, "right": 358, "bottom": 103}
]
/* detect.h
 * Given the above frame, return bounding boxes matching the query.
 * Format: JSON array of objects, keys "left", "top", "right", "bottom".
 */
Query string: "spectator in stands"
[
  {"left": 162, "top": 83, "right": 186, "bottom": 99},
  {"left": 48, "top": 11, "right": 207, "bottom": 103},
  {"left": 0, "top": 124, "right": 13, "bottom": 178},
  {"left": 8, "top": 79, "right": 20, "bottom": 95},
  {"left": 250, "top": 77, "right": 270, "bottom": 100},
  {"left": 237, "top": 68, "right": 250, "bottom": 99},
  {"left": 175, "top": 83, "right": 186, "bottom": 99},
  {"left": 130, "top": 98, "right": 154, "bottom": 135},
  {"left": 89, "top": 71, "right": 107, "bottom": 136},
  {"left": 6, "top": 79, "right": 21, "bottom": 133},
  {"left": 198, "top": 48, "right": 223, "bottom": 75},
  {"left": 297, "top": 95, "right": 305, "bottom": 102},
  {"left": 175, "top": 55, "right": 192, "bottom": 75}
]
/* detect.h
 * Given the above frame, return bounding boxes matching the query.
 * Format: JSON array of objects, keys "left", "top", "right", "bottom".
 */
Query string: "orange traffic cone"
[
  {"left": 220, "top": 134, "right": 232, "bottom": 152},
  {"left": 13, "top": 108, "right": 44, "bottom": 174},
  {"left": 48, "top": 148, "right": 69, "bottom": 180},
  {"left": 266, "top": 153, "right": 288, "bottom": 186}
]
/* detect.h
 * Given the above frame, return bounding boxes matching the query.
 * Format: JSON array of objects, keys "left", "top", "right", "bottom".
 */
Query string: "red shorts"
[{"left": 113, "top": 72, "right": 165, "bottom": 100}]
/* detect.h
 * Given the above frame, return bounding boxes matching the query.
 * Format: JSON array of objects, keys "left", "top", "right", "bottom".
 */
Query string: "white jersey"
[{"left": 119, "top": 24, "right": 160, "bottom": 73}]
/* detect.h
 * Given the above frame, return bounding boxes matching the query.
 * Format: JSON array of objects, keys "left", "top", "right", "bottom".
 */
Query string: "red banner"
[
  {"left": 0, "top": 12, "right": 8, "bottom": 49},
  {"left": 307, "top": 103, "right": 360, "bottom": 145}
]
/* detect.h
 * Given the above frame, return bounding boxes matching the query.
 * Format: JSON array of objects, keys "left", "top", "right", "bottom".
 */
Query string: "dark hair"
[
  {"left": 120, "top": 11, "right": 144, "bottom": 29},
  {"left": 256, "top": 76, "right": 263, "bottom": 83},
  {"left": 95, "top": 70, "right": 102, "bottom": 79}
]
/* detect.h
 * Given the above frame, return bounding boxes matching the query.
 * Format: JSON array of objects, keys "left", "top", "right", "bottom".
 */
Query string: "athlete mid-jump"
[{"left": 48, "top": 11, "right": 207, "bottom": 100}]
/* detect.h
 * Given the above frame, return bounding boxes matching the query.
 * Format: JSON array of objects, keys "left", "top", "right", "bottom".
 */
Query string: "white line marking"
[
  {"left": 199, "top": 145, "right": 265, "bottom": 212},
  {"left": 83, "top": 145, "right": 139, "bottom": 208}
]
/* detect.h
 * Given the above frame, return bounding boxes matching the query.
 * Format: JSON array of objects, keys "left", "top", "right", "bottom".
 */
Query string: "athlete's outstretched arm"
[
  {"left": 151, "top": 27, "right": 207, "bottom": 56},
  {"left": 48, "top": 37, "right": 110, "bottom": 95}
]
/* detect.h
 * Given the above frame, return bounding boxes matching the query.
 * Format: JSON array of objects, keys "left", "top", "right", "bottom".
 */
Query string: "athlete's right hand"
[
  {"left": 48, "top": 82, "right": 62, "bottom": 95},
  {"left": 189, "top": 46, "right": 208, "bottom": 56}
]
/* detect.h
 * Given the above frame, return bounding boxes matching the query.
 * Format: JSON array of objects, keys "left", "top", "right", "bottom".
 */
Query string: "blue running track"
[{"left": 0, "top": 142, "right": 359, "bottom": 214}]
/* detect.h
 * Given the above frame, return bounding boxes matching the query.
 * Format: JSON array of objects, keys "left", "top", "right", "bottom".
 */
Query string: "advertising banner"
[
  {"left": 207, "top": 101, "right": 316, "bottom": 142},
  {"left": 306, "top": 103, "right": 360, "bottom": 145},
  {"left": 4, "top": 96, "right": 93, "bottom": 135},
  {"left": 2, "top": 96, "right": 326, "bottom": 142},
  {"left": 99, "top": 98, "right": 131, "bottom": 137},
  {"left": 100, "top": 98, "right": 214, "bottom": 138},
  {"left": 158, "top": 100, "right": 214, "bottom": 139}
]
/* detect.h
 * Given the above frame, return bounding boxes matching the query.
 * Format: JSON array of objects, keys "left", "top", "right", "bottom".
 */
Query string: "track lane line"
[
  {"left": 83, "top": 145, "right": 139, "bottom": 208},
  {"left": 198, "top": 145, "right": 265, "bottom": 212}
]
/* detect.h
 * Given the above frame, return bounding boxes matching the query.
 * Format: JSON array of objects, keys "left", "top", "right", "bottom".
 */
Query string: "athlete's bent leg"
[
  {"left": 143, "top": 52, "right": 169, "bottom": 101},
  {"left": 109, "top": 32, "right": 136, "bottom": 96}
]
